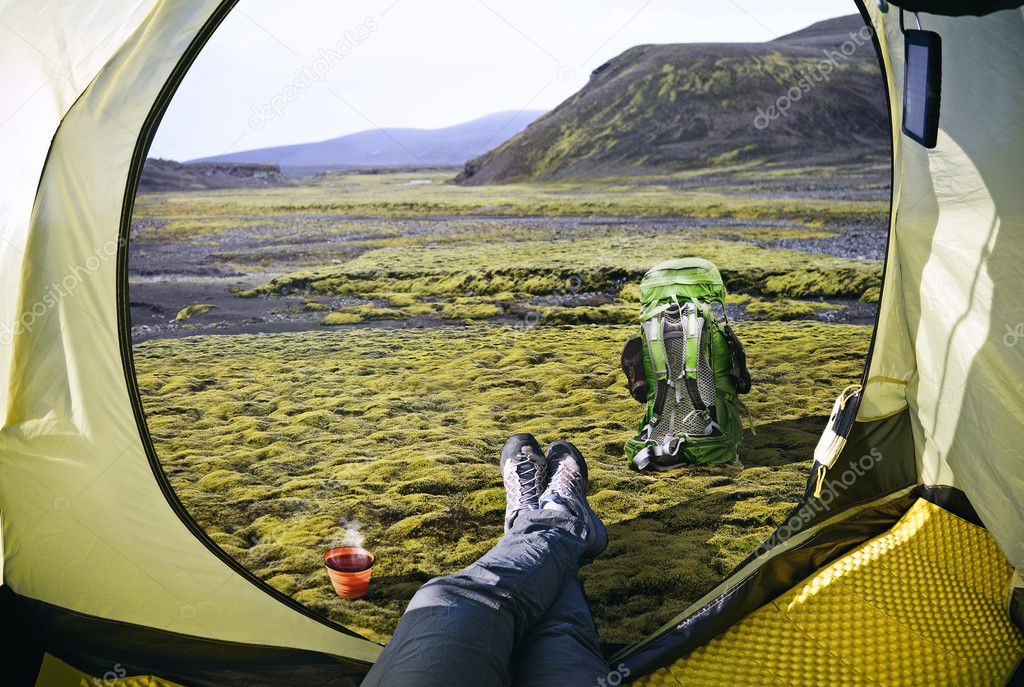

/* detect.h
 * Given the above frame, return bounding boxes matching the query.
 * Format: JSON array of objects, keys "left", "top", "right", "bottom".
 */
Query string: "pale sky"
[{"left": 151, "top": 0, "right": 859, "bottom": 161}]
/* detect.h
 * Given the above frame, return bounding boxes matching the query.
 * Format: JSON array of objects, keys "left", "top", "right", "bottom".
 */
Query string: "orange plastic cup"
[{"left": 324, "top": 547, "right": 375, "bottom": 599}]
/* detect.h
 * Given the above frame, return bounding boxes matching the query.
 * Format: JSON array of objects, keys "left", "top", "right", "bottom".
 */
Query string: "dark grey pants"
[{"left": 361, "top": 509, "right": 610, "bottom": 687}]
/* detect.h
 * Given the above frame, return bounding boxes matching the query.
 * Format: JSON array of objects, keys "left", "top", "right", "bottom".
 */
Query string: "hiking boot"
[
  {"left": 539, "top": 440, "right": 608, "bottom": 561},
  {"left": 500, "top": 433, "right": 548, "bottom": 531}
]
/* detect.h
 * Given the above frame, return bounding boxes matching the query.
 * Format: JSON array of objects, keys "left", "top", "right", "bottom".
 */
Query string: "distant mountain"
[
  {"left": 456, "top": 15, "right": 888, "bottom": 185},
  {"left": 191, "top": 110, "right": 546, "bottom": 169}
]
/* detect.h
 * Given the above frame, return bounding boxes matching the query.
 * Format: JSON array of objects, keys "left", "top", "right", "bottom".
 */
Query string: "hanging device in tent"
[{"left": 901, "top": 14, "right": 942, "bottom": 148}]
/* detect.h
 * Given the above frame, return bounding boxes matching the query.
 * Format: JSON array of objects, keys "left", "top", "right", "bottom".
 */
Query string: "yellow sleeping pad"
[
  {"left": 35, "top": 654, "right": 186, "bottom": 687},
  {"left": 635, "top": 498, "right": 1024, "bottom": 686}
]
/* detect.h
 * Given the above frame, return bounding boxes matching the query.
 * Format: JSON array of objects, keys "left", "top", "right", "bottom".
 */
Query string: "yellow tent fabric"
[
  {"left": 0, "top": 0, "right": 378, "bottom": 666},
  {"left": 633, "top": 499, "right": 1024, "bottom": 686},
  {"left": 858, "top": 5, "right": 1024, "bottom": 565}
]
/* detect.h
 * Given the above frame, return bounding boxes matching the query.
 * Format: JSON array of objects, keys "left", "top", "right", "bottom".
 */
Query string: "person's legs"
[
  {"left": 362, "top": 435, "right": 608, "bottom": 687},
  {"left": 361, "top": 508, "right": 589, "bottom": 687},
  {"left": 510, "top": 574, "right": 609, "bottom": 687}
]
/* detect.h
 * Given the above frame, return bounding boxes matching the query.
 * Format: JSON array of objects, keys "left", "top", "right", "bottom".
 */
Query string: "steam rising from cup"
[{"left": 337, "top": 516, "right": 364, "bottom": 549}]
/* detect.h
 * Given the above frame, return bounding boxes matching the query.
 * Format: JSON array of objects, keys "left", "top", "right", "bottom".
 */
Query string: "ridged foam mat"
[
  {"left": 35, "top": 653, "right": 186, "bottom": 687},
  {"left": 634, "top": 498, "right": 1024, "bottom": 686}
]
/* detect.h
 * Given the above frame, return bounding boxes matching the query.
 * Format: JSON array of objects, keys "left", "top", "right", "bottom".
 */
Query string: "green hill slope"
[{"left": 456, "top": 15, "right": 888, "bottom": 185}]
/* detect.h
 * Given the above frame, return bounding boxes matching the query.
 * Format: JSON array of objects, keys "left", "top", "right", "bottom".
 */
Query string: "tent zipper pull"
[{"left": 812, "top": 464, "right": 828, "bottom": 499}]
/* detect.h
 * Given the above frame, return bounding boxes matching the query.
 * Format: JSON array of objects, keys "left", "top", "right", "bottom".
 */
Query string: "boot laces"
[
  {"left": 510, "top": 447, "right": 542, "bottom": 507},
  {"left": 548, "top": 455, "right": 584, "bottom": 503}
]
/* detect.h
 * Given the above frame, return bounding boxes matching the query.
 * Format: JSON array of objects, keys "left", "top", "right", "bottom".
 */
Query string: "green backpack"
[{"left": 621, "top": 258, "right": 750, "bottom": 470}]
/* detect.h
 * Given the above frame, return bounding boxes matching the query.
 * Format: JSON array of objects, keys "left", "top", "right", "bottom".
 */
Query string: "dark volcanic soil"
[{"left": 128, "top": 212, "right": 886, "bottom": 342}]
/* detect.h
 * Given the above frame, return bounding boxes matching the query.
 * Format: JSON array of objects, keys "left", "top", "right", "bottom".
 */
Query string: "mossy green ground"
[
  {"left": 132, "top": 169, "right": 883, "bottom": 329},
  {"left": 131, "top": 166, "right": 883, "bottom": 645},
  {"left": 239, "top": 226, "right": 879, "bottom": 325},
  {"left": 175, "top": 303, "right": 217, "bottom": 321},
  {"left": 133, "top": 170, "right": 885, "bottom": 224},
  {"left": 134, "top": 322, "right": 870, "bottom": 644},
  {"left": 246, "top": 235, "right": 878, "bottom": 298}
]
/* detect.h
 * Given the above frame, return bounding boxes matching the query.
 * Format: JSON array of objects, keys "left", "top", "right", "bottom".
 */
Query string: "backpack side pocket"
[
  {"left": 722, "top": 324, "right": 751, "bottom": 394},
  {"left": 621, "top": 333, "right": 648, "bottom": 404}
]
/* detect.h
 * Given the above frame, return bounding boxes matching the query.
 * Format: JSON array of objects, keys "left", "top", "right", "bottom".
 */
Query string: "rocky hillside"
[
  {"left": 138, "top": 159, "right": 289, "bottom": 193},
  {"left": 456, "top": 15, "right": 888, "bottom": 185}
]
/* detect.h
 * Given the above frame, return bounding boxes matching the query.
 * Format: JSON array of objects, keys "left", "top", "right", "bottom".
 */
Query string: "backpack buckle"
[{"left": 660, "top": 436, "right": 684, "bottom": 457}]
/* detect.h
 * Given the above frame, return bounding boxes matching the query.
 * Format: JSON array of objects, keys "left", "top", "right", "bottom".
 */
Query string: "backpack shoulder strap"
[
  {"left": 642, "top": 315, "right": 670, "bottom": 420},
  {"left": 663, "top": 300, "right": 707, "bottom": 412},
  {"left": 682, "top": 305, "right": 706, "bottom": 411}
]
